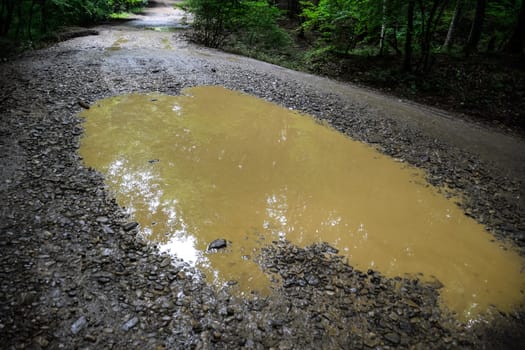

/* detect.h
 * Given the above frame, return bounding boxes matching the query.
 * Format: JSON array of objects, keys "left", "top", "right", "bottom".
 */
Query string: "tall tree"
[
  {"left": 0, "top": 0, "right": 16, "bottom": 36},
  {"left": 505, "top": 0, "right": 525, "bottom": 54},
  {"left": 443, "top": 0, "right": 463, "bottom": 50},
  {"left": 464, "top": 0, "right": 487, "bottom": 55},
  {"left": 287, "top": 0, "right": 301, "bottom": 18},
  {"left": 417, "top": 0, "right": 450, "bottom": 71},
  {"left": 403, "top": 0, "right": 415, "bottom": 71},
  {"left": 379, "top": 0, "right": 388, "bottom": 55}
]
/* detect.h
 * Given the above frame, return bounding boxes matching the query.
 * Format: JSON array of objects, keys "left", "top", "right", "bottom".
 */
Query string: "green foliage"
[
  {"left": 48, "top": 0, "right": 111, "bottom": 24},
  {"left": 181, "top": 0, "right": 289, "bottom": 48},
  {"left": 0, "top": 0, "right": 148, "bottom": 48},
  {"left": 180, "top": 0, "right": 239, "bottom": 47},
  {"left": 109, "top": 12, "right": 132, "bottom": 19},
  {"left": 483, "top": 0, "right": 522, "bottom": 51},
  {"left": 109, "top": 0, "right": 148, "bottom": 13},
  {"left": 236, "top": 1, "right": 290, "bottom": 48},
  {"left": 302, "top": 0, "right": 357, "bottom": 53},
  {"left": 301, "top": 0, "right": 384, "bottom": 54}
]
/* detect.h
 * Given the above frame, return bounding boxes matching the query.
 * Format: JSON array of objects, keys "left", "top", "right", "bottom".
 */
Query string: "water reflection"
[
  {"left": 265, "top": 191, "right": 289, "bottom": 239},
  {"left": 107, "top": 156, "right": 209, "bottom": 269},
  {"left": 79, "top": 86, "right": 525, "bottom": 321},
  {"left": 160, "top": 234, "right": 200, "bottom": 264}
]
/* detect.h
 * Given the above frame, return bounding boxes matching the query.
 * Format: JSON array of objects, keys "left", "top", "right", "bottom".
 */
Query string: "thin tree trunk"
[
  {"left": 464, "top": 0, "right": 486, "bottom": 56},
  {"left": 0, "top": 0, "right": 5, "bottom": 27},
  {"left": 505, "top": 0, "right": 525, "bottom": 54},
  {"left": 425, "top": 0, "right": 449, "bottom": 69},
  {"left": 1, "top": 0, "right": 6, "bottom": 35},
  {"left": 389, "top": 23, "right": 401, "bottom": 55},
  {"left": 1, "top": 0, "right": 16, "bottom": 36},
  {"left": 287, "top": 0, "right": 300, "bottom": 18},
  {"left": 416, "top": 0, "right": 448, "bottom": 72},
  {"left": 403, "top": 0, "right": 415, "bottom": 71},
  {"left": 40, "top": 0, "right": 48, "bottom": 34},
  {"left": 14, "top": 0, "right": 22, "bottom": 39},
  {"left": 379, "top": 0, "right": 387, "bottom": 55},
  {"left": 443, "top": 0, "right": 462, "bottom": 50},
  {"left": 417, "top": 0, "right": 435, "bottom": 71},
  {"left": 28, "top": 0, "right": 38, "bottom": 40}
]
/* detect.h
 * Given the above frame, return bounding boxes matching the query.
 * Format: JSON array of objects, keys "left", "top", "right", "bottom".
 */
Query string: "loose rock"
[
  {"left": 122, "top": 317, "right": 139, "bottom": 331},
  {"left": 122, "top": 221, "right": 139, "bottom": 231},
  {"left": 71, "top": 316, "right": 87, "bottom": 335},
  {"left": 208, "top": 239, "right": 227, "bottom": 250}
]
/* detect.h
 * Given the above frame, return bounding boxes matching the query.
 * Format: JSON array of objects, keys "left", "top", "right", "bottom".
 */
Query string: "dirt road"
[{"left": 1, "top": 1, "right": 524, "bottom": 348}]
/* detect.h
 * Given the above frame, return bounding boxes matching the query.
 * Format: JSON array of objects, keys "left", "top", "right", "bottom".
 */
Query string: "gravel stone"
[
  {"left": 71, "top": 316, "right": 87, "bottom": 335},
  {"left": 122, "top": 317, "right": 139, "bottom": 331},
  {"left": 122, "top": 221, "right": 139, "bottom": 231},
  {"left": 208, "top": 239, "right": 228, "bottom": 250}
]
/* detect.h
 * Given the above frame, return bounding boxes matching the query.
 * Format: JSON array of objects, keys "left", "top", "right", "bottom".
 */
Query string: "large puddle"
[{"left": 79, "top": 86, "right": 525, "bottom": 321}]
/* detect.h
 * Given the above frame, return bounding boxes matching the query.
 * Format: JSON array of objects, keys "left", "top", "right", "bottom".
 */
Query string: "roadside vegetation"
[
  {"left": 182, "top": 0, "right": 525, "bottom": 133},
  {"left": 0, "top": 0, "right": 148, "bottom": 50}
]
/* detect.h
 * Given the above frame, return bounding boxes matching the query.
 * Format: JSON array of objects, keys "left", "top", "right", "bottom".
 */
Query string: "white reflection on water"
[
  {"left": 265, "top": 191, "right": 289, "bottom": 240},
  {"left": 108, "top": 159, "right": 163, "bottom": 214},
  {"left": 159, "top": 232, "right": 201, "bottom": 264},
  {"left": 108, "top": 158, "right": 208, "bottom": 268}
]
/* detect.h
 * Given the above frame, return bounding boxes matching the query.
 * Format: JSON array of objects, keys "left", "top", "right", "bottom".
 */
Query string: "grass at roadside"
[{"left": 109, "top": 12, "right": 133, "bottom": 19}]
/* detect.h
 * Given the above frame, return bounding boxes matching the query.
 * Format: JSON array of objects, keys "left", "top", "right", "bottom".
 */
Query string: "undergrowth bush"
[
  {"left": 109, "top": 0, "right": 148, "bottom": 13},
  {"left": 181, "top": 0, "right": 290, "bottom": 49},
  {"left": 236, "top": 1, "right": 290, "bottom": 48},
  {"left": 0, "top": 0, "right": 148, "bottom": 48},
  {"left": 179, "top": 0, "right": 238, "bottom": 47}
]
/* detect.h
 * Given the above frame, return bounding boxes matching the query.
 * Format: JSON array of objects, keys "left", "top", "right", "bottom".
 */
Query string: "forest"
[
  {"left": 184, "top": 0, "right": 524, "bottom": 58},
  {"left": 1, "top": 0, "right": 524, "bottom": 131},
  {"left": 181, "top": 0, "right": 525, "bottom": 131},
  {"left": 0, "top": 0, "right": 146, "bottom": 43}
]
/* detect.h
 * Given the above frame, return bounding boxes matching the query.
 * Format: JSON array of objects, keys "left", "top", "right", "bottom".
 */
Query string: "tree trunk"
[
  {"left": 14, "top": 0, "right": 22, "bottom": 39},
  {"left": 403, "top": 0, "right": 415, "bottom": 71},
  {"left": 443, "top": 0, "right": 462, "bottom": 50},
  {"left": 28, "top": 0, "right": 37, "bottom": 40},
  {"left": 0, "top": 0, "right": 16, "bottom": 36},
  {"left": 416, "top": 0, "right": 449, "bottom": 72},
  {"left": 464, "top": 0, "right": 486, "bottom": 56},
  {"left": 40, "top": 0, "right": 48, "bottom": 34},
  {"left": 287, "top": 0, "right": 301, "bottom": 18},
  {"left": 379, "top": 0, "right": 387, "bottom": 55},
  {"left": 0, "top": 0, "right": 4, "bottom": 27},
  {"left": 389, "top": 24, "right": 402, "bottom": 55},
  {"left": 505, "top": 0, "right": 525, "bottom": 54}
]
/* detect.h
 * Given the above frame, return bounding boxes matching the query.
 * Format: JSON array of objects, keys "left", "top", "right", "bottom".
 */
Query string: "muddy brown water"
[{"left": 79, "top": 86, "right": 525, "bottom": 322}]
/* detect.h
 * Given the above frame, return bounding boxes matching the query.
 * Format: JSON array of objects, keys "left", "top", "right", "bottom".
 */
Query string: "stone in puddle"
[
  {"left": 78, "top": 101, "right": 90, "bottom": 109},
  {"left": 122, "top": 222, "right": 139, "bottom": 232},
  {"left": 208, "top": 239, "right": 227, "bottom": 250}
]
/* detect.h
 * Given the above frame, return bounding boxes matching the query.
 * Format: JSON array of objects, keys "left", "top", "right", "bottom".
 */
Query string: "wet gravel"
[{"left": 1, "top": 27, "right": 524, "bottom": 349}]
